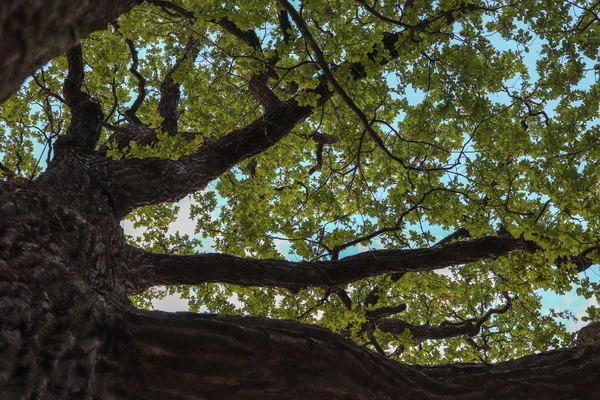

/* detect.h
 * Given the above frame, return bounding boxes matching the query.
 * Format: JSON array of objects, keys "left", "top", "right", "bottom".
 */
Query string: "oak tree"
[{"left": 2, "top": 0, "right": 600, "bottom": 398}]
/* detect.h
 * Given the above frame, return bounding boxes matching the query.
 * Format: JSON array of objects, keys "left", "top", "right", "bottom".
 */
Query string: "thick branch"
[
  {"left": 103, "top": 27, "right": 404, "bottom": 214},
  {"left": 217, "top": 18, "right": 261, "bottom": 50},
  {"left": 106, "top": 98, "right": 314, "bottom": 218},
  {"left": 120, "top": 234, "right": 529, "bottom": 294},
  {"left": 53, "top": 44, "right": 103, "bottom": 159},
  {"left": 0, "top": 0, "right": 141, "bottom": 103},
  {"left": 129, "top": 310, "right": 600, "bottom": 399},
  {"left": 559, "top": 247, "right": 599, "bottom": 273},
  {"left": 104, "top": 5, "right": 485, "bottom": 214},
  {"left": 366, "top": 304, "right": 407, "bottom": 320},
  {"left": 249, "top": 67, "right": 282, "bottom": 110}
]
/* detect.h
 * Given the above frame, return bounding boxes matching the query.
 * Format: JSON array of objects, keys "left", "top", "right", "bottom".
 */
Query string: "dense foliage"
[{"left": 2, "top": 0, "right": 600, "bottom": 367}]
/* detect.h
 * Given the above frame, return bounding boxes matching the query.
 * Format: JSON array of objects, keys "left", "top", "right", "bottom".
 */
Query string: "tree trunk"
[
  {"left": 2, "top": 166, "right": 600, "bottom": 399},
  {"left": 0, "top": 165, "right": 142, "bottom": 398}
]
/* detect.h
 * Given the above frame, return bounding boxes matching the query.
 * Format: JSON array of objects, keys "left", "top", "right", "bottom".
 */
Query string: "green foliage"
[{"left": 3, "top": 0, "right": 600, "bottom": 365}]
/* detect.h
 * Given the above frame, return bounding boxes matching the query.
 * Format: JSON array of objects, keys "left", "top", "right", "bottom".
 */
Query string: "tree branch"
[
  {"left": 158, "top": 38, "right": 201, "bottom": 135},
  {"left": 0, "top": 161, "right": 16, "bottom": 180},
  {"left": 366, "top": 304, "right": 407, "bottom": 320},
  {"left": 375, "top": 295, "right": 512, "bottom": 343},
  {"left": 119, "top": 234, "right": 528, "bottom": 295},
  {"left": 97, "top": 37, "right": 201, "bottom": 154},
  {"left": 376, "top": 319, "right": 477, "bottom": 342},
  {"left": 52, "top": 44, "right": 103, "bottom": 160},
  {"left": 217, "top": 17, "right": 261, "bottom": 50},
  {"left": 129, "top": 310, "right": 600, "bottom": 399},
  {"left": 105, "top": 97, "right": 315, "bottom": 218},
  {"left": 248, "top": 55, "right": 282, "bottom": 110},
  {"left": 278, "top": 10, "right": 293, "bottom": 44},
  {"left": 148, "top": 0, "right": 261, "bottom": 50},
  {"left": 102, "top": 4, "right": 485, "bottom": 215},
  {"left": 124, "top": 38, "right": 146, "bottom": 125},
  {"left": 0, "top": 0, "right": 140, "bottom": 103},
  {"left": 279, "top": 0, "right": 421, "bottom": 171}
]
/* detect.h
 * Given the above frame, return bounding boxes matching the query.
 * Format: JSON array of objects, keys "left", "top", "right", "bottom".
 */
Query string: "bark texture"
[
  {"left": 0, "top": 0, "right": 141, "bottom": 103},
  {"left": 130, "top": 311, "right": 600, "bottom": 400},
  {"left": 0, "top": 169, "right": 142, "bottom": 398},
  {"left": 3, "top": 164, "right": 600, "bottom": 399}
]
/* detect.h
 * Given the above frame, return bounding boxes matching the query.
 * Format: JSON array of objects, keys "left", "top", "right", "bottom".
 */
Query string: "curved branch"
[
  {"left": 0, "top": 0, "right": 140, "bottom": 103},
  {"left": 102, "top": 26, "right": 403, "bottom": 214},
  {"left": 279, "top": 0, "right": 420, "bottom": 171},
  {"left": 375, "top": 295, "right": 513, "bottom": 343},
  {"left": 106, "top": 97, "right": 315, "bottom": 218},
  {"left": 52, "top": 44, "right": 103, "bottom": 160},
  {"left": 376, "top": 319, "right": 477, "bottom": 342},
  {"left": 366, "top": 304, "right": 407, "bottom": 320},
  {"left": 119, "top": 234, "right": 528, "bottom": 295},
  {"left": 130, "top": 310, "right": 600, "bottom": 399},
  {"left": 103, "top": 4, "right": 487, "bottom": 215},
  {"left": 124, "top": 39, "right": 146, "bottom": 124},
  {"left": 148, "top": 0, "right": 261, "bottom": 50}
]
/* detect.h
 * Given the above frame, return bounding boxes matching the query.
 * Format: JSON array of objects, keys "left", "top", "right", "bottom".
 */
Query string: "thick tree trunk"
[
  {"left": 0, "top": 0, "right": 141, "bottom": 103},
  {"left": 0, "top": 167, "right": 143, "bottom": 398},
  {"left": 2, "top": 155, "right": 600, "bottom": 399}
]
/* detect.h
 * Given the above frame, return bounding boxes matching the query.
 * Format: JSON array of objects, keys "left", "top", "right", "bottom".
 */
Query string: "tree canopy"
[{"left": 2, "top": 0, "right": 600, "bottom": 396}]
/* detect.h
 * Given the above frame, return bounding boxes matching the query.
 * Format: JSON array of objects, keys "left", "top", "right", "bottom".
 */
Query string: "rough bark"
[
  {"left": 2, "top": 2, "right": 600, "bottom": 398},
  {"left": 120, "top": 234, "right": 532, "bottom": 294},
  {"left": 86, "top": 6, "right": 488, "bottom": 215},
  {"left": 130, "top": 310, "right": 600, "bottom": 400},
  {"left": 0, "top": 172, "right": 142, "bottom": 398},
  {"left": 0, "top": 0, "right": 141, "bottom": 103},
  {"left": 106, "top": 99, "right": 314, "bottom": 218},
  {"left": 4, "top": 166, "right": 600, "bottom": 398}
]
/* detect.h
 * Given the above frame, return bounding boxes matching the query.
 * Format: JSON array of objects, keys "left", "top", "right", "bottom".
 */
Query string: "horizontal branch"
[
  {"left": 129, "top": 310, "right": 600, "bottom": 399},
  {"left": 376, "top": 319, "right": 477, "bottom": 342},
  {"left": 374, "top": 294, "right": 512, "bottom": 343},
  {"left": 120, "top": 234, "right": 529, "bottom": 294}
]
